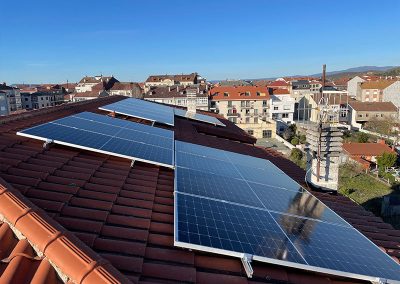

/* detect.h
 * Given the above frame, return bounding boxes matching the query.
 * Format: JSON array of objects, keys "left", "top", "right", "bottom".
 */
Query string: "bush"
[
  {"left": 357, "top": 132, "right": 369, "bottom": 143},
  {"left": 377, "top": 152, "right": 397, "bottom": 170},
  {"left": 291, "top": 137, "right": 299, "bottom": 145},
  {"left": 299, "top": 134, "right": 307, "bottom": 144},
  {"left": 290, "top": 148, "right": 303, "bottom": 161}
]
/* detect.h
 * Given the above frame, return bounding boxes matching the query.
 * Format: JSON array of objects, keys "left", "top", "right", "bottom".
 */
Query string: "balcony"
[{"left": 227, "top": 113, "right": 240, "bottom": 117}]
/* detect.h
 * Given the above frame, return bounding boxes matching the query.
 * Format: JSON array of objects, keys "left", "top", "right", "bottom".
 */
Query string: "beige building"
[
  {"left": 210, "top": 86, "right": 276, "bottom": 138},
  {"left": 348, "top": 101, "right": 398, "bottom": 128},
  {"left": 144, "top": 73, "right": 201, "bottom": 90},
  {"left": 358, "top": 80, "right": 396, "bottom": 102}
]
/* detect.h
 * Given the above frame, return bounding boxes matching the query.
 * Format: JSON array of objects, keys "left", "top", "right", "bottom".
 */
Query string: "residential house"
[
  {"left": 0, "top": 91, "right": 10, "bottom": 115},
  {"left": 267, "top": 79, "right": 290, "bottom": 90},
  {"left": 346, "top": 76, "right": 365, "bottom": 98},
  {"left": 381, "top": 81, "right": 400, "bottom": 111},
  {"left": 144, "top": 73, "right": 200, "bottom": 89},
  {"left": 348, "top": 101, "right": 398, "bottom": 128},
  {"left": 210, "top": 86, "right": 276, "bottom": 138},
  {"left": 0, "top": 97, "right": 400, "bottom": 283},
  {"left": 0, "top": 83, "right": 22, "bottom": 112},
  {"left": 144, "top": 85, "right": 209, "bottom": 110},
  {"left": 109, "top": 82, "right": 143, "bottom": 98},
  {"left": 358, "top": 80, "right": 396, "bottom": 102},
  {"left": 268, "top": 88, "right": 295, "bottom": 133},
  {"left": 75, "top": 75, "right": 118, "bottom": 93},
  {"left": 342, "top": 140, "right": 395, "bottom": 170},
  {"left": 332, "top": 77, "right": 350, "bottom": 91}
]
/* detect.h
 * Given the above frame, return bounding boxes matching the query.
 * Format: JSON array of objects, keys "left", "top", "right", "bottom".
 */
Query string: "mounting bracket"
[
  {"left": 130, "top": 160, "right": 136, "bottom": 168},
  {"left": 151, "top": 121, "right": 155, "bottom": 127},
  {"left": 241, "top": 253, "right": 253, "bottom": 278},
  {"left": 43, "top": 139, "right": 54, "bottom": 149}
]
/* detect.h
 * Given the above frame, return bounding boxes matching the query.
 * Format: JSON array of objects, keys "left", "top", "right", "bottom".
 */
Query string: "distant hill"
[
  {"left": 380, "top": 67, "right": 400, "bottom": 77},
  {"left": 310, "top": 66, "right": 397, "bottom": 78}
]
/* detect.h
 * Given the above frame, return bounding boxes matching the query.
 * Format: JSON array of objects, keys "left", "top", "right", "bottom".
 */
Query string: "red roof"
[
  {"left": 210, "top": 86, "right": 270, "bottom": 100},
  {"left": 0, "top": 97, "right": 399, "bottom": 283},
  {"left": 267, "top": 80, "right": 289, "bottom": 87},
  {"left": 271, "top": 88, "right": 290, "bottom": 95},
  {"left": 343, "top": 142, "right": 394, "bottom": 156}
]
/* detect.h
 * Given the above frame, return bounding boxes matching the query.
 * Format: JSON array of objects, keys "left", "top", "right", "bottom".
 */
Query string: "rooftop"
[
  {"left": 360, "top": 80, "right": 396, "bottom": 90},
  {"left": 348, "top": 101, "right": 398, "bottom": 112},
  {"left": 210, "top": 86, "right": 270, "bottom": 100},
  {"left": 342, "top": 142, "right": 394, "bottom": 157},
  {"left": 0, "top": 97, "right": 399, "bottom": 283}
]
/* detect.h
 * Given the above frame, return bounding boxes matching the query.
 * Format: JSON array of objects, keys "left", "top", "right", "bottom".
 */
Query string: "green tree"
[
  {"left": 291, "top": 137, "right": 299, "bottom": 145},
  {"left": 364, "top": 118, "right": 393, "bottom": 136},
  {"left": 377, "top": 152, "right": 397, "bottom": 170},
  {"left": 357, "top": 132, "right": 369, "bottom": 143},
  {"left": 299, "top": 134, "right": 307, "bottom": 144},
  {"left": 290, "top": 148, "right": 303, "bottom": 161}
]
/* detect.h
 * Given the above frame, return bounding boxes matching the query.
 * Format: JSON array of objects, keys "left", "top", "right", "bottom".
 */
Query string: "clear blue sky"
[{"left": 1, "top": 0, "right": 399, "bottom": 84}]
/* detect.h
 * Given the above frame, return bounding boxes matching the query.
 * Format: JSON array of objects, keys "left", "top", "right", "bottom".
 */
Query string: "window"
[
  {"left": 245, "top": 109, "right": 250, "bottom": 115},
  {"left": 228, "top": 101, "right": 233, "bottom": 107},
  {"left": 245, "top": 101, "right": 250, "bottom": 107},
  {"left": 254, "top": 117, "right": 258, "bottom": 124},
  {"left": 274, "top": 106, "right": 279, "bottom": 110},
  {"left": 366, "top": 113, "right": 369, "bottom": 117},
  {"left": 263, "top": 108, "right": 267, "bottom": 114},
  {"left": 254, "top": 109, "right": 258, "bottom": 115},
  {"left": 224, "top": 92, "right": 229, "bottom": 97},
  {"left": 256, "top": 92, "right": 261, "bottom": 96},
  {"left": 358, "top": 114, "right": 363, "bottom": 118},
  {"left": 283, "top": 105, "right": 291, "bottom": 110},
  {"left": 25, "top": 98, "right": 28, "bottom": 101},
  {"left": 245, "top": 91, "right": 250, "bottom": 96},
  {"left": 245, "top": 117, "right": 250, "bottom": 123},
  {"left": 41, "top": 97, "right": 43, "bottom": 101},
  {"left": 282, "top": 113, "right": 289, "bottom": 118},
  {"left": 247, "top": 130, "right": 254, "bottom": 135},
  {"left": 262, "top": 100, "right": 267, "bottom": 107},
  {"left": 262, "top": 130, "right": 272, "bottom": 138},
  {"left": 241, "top": 101, "right": 245, "bottom": 107}
]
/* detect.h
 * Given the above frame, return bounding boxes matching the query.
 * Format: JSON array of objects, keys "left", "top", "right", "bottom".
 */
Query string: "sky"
[{"left": 1, "top": 0, "right": 399, "bottom": 84}]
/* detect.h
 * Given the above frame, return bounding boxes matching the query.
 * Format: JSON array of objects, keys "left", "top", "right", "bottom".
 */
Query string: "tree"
[
  {"left": 299, "top": 134, "right": 307, "bottom": 144},
  {"left": 377, "top": 152, "right": 397, "bottom": 170},
  {"left": 282, "top": 126, "right": 295, "bottom": 140},
  {"left": 291, "top": 137, "right": 299, "bottom": 145},
  {"left": 290, "top": 148, "right": 303, "bottom": 161},
  {"left": 357, "top": 132, "right": 369, "bottom": 143}
]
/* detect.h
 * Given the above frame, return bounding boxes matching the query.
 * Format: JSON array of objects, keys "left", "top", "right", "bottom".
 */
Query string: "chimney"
[
  {"left": 168, "top": 86, "right": 170, "bottom": 92},
  {"left": 177, "top": 86, "right": 179, "bottom": 92},
  {"left": 377, "top": 139, "right": 386, "bottom": 145}
]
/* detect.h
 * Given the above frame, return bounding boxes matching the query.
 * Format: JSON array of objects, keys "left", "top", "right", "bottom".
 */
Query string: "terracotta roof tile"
[{"left": 342, "top": 142, "right": 394, "bottom": 156}]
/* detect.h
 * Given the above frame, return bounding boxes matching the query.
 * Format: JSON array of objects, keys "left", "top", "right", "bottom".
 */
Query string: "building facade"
[
  {"left": 346, "top": 76, "right": 365, "bottom": 98},
  {"left": 144, "top": 85, "right": 209, "bottom": 110},
  {"left": 144, "top": 73, "right": 200, "bottom": 89},
  {"left": 75, "top": 76, "right": 118, "bottom": 93},
  {"left": 358, "top": 80, "right": 395, "bottom": 102},
  {"left": 109, "top": 82, "right": 143, "bottom": 98},
  {"left": 0, "top": 83, "right": 22, "bottom": 112},
  {"left": 269, "top": 89, "right": 295, "bottom": 132},
  {"left": 0, "top": 91, "right": 10, "bottom": 116},
  {"left": 382, "top": 81, "right": 400, "bottom": 111}
]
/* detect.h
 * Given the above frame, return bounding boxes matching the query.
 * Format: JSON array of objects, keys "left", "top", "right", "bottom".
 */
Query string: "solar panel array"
[
  {"left": 100, "top": 98, "right": 225, "bottom": 127},
  {"left": 174, "top": 141, "right": 400, "bottom": 282},
  {"left": 17, "top": 112, "right": 174, "bottom": 168},
  {"left": 174, "top": 109, "right": 226, "bottom": 127},
  {"left": 99, "top": 98, "right": 175, "bottom": 126}
]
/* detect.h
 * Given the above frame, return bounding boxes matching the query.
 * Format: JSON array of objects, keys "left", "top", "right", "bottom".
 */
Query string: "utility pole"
[{"left": 316, "top": 64, "right": 326, "bottom": 182}]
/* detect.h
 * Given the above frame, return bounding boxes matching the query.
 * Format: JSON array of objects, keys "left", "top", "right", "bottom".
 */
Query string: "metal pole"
[{"left": 316, "top": 64, "right": 326, "bottom": 182}]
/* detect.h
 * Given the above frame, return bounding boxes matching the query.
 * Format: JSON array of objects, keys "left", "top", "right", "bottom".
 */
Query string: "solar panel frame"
[
  {"left": 174, "top": 109, "right": 226, "bottom": 127},
  {"left": 17, "top": 112, "right": 175, "bottom": 168},
  {"left": 99, "top": 98, "right": 175, "bottom": 126},
  {"left": 174, "top": 140, "right": 400, "bottom": 282}
]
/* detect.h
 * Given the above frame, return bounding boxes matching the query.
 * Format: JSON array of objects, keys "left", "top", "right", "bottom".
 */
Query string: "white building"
[
  {"left": 0, "top": 83, "right": 22, "bottom": 112},
  {"left": 0, "top": 91, "right": 10, "bottom": 116},
  {"left": 382, "top": 81, "right": 400, "bottom": 111},
  {"left": 269, "top": 89, "right": 295, "bottom": 133},
  {"left": 347, "top": 76, "right": 365, "bottom": 98},
  {"left": 75, "top": 76, "right": 118, "bottom": 93}
]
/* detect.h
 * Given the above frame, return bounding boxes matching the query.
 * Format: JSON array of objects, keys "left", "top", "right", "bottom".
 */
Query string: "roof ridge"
[{"left": 0, "top": 177, "right": 131, "bottom": 284}]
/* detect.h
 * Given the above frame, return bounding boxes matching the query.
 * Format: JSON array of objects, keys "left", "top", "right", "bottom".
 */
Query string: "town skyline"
[{"left": 1, "top": 0, "right": 399, "bottom": 83}]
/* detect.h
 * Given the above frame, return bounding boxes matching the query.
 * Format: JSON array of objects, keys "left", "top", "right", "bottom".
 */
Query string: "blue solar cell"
[
  {"left": 176, "top": 193, "right": 306, "bottom": 264},
  {"left": 176, "top": 167, "right": 263, "bottom": 208},
  {"left": 270, "top": 212, "right": 400, "bottom": 281},
  {"left": 175, "top": 140, "right": 230, "bottom": 162},
  {"left": 175, "top": 151, "right": 237, "bottom": 178}
]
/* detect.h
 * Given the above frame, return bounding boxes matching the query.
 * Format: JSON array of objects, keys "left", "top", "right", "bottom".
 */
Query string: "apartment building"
[
  {"left": 75, "top": 75, "right": 118, "bottom": 93},
  {"left": 0, "top": 83, "right": 22, "bottom": 112},
  {"left": 109, "top": 82, "right": 143, "bottom": 98},
  {"left": 0, "top": 91, "right": 10, "bottom": 115},
  {"left": 144, "top": 85, "right": 209, "bottom": 110},
  {"left": 210, "top": 86, "right": 276, "bottom": 138},
  {"left": 358, "top": 80, "right": 396, "bottom": 102},
  {"left": 72, "top": 90, "right": 109, "bottom": 102},
  {"left": 348, "top": 101, "right": 398, "bottom": 128},
  {"left": 144, "top": 73, "right": 200, "bottom": 89},
  {"left": 269, "top": 88, "right": 295, "bottom": 132}
]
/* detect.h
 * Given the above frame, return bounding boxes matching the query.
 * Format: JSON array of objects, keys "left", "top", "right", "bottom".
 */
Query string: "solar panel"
[
  {"left": 100, "top": 98, "right": 175, "bottom": 126},
  {"left": 17, "top": 112, "right": 174, "bottom": 168},
  {"left": 174, "top": 109, "right": 226, "bottom": 127},
  {"left": 174, "top": 141, "right": 400, "bottom": 282}
]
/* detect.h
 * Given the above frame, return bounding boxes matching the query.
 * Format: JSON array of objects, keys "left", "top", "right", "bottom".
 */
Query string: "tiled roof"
[
  {"left": 343, "top": 142, "right": 394, "bottom": 156},
  {"left": 360, "top": 80, "right": 396, "bottom": 90},
  {"left": 0, "top": 97, "right": 399, "bottom": 283},
  {"left": 73, "top": 90, "right": 105, "bottom": 98},
  {"left": 267, "top": 80, "right": 289, "bottom": 87},
  {"left": 349, "top": 101, "right": 398, "bottom": 112},
  {"left": 110, "top": 82, "right": 141, "bottom": 91},
  {"left": 270, "top": 88, "right": 290, "bottom": 95},
  {"left": 146, "top": 73, "right": 197, "bottom": 83},
  {"left": 210, "top": 86, "right": 270, "bottom": 100}
]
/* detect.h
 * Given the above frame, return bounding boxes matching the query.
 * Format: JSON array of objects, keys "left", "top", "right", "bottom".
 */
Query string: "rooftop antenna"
[{"left": 316, "top": 64, "right": 326, "bottom": 182}]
